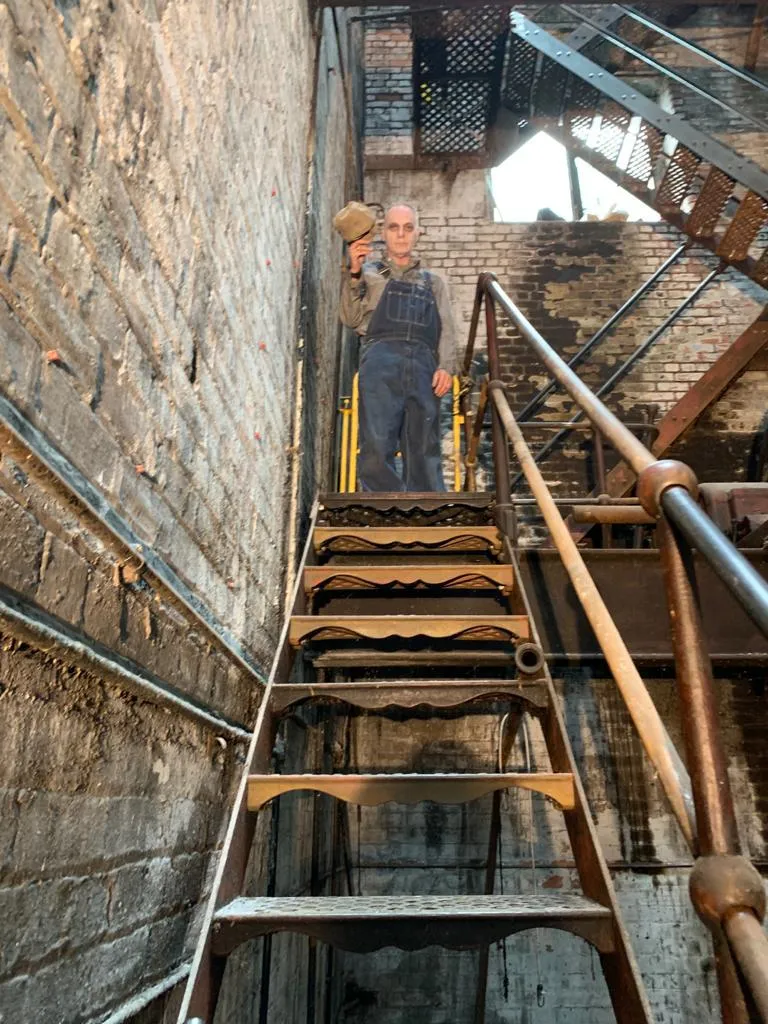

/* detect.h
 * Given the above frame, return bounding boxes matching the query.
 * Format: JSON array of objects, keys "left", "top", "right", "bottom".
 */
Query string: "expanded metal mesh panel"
[
  {"left": 419, "top": 80, "right": 493, "bottom": 153},
  {"left": 624, "top": 121, "right": 663, "bottom": 185},
  {"left": 656, "top": 145, "right": 701, "bottom": 209},
  {"left": 414, "top": 7, "right": 510, "bottom": 156},
  {"left": 532, "top": 55, "right": 569, "bottom": 119},
  {"left": 592, "top": 101, "right": 631, "bottom": 163},
  {"left": 718, "top": 192, "right": 768, "bottom": 262},
  {"left": 502, "top": 33, "right": 538, "bottom": 122},
  {"left": 564, "top": 77, "right": 602, "bottom": 145},
  {"left": 686, "top": 168, "right": 735, "bottom": 239},
  {"left": 753, "top": 249, "right": 768, "bottom": 288}
]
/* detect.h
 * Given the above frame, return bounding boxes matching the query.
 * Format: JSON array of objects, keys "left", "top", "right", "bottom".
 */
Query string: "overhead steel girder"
[{"left": 518, "top": 549, "right": 768, "bottom": 665}]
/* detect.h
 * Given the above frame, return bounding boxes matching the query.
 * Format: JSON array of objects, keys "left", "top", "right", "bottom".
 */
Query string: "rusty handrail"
[
  {"left": 489, "top": 383, "right": 696, "bottom": 847},
  {"left": 466, "top": 271, "right": 768, "bottom": 1022},
  {"left": 474, "top": 274, "right": 768, "bottom": 640}
]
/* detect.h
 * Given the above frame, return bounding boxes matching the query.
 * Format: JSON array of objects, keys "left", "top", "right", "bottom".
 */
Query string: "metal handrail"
[
  {"left": 490, "top": 382, "right": 696, "bottom": 846},
  {"left": 515, "top": 243, "right": 688, "bottom": 426},
  {"left": 465, "top": 271, "right": 768, "bottom": 1022},
  {"left": 509, "top": 265, "right": 722, "bottom": 490},
  {"left": 479, "top": 273, "right": 768, "bottom": 640}
]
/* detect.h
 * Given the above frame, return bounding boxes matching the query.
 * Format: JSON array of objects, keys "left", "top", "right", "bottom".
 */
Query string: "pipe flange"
[
  {"left": 515, "top": 641, "right": 545, "bottom": 677},
  {"left": 636, "top": 459, "right": 698, "bottom": 518},
  {"left": 689, "top": 855, "right": 766, "bottom": 930}
]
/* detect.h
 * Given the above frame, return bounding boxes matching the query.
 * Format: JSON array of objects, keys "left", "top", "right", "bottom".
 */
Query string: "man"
[{"left": 339, "top": 203, "right": 458, "bottom": 492}]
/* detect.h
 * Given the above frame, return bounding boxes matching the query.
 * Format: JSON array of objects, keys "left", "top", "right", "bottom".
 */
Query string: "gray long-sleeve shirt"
[{"left": 339, "top": 256, "right": 459, "bottom": 375}]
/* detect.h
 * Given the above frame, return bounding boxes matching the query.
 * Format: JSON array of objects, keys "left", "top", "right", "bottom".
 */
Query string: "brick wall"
[
  {"left": 365, "top": 24, "right": 413, "bottom": 158},
  {"left": 0, "top": 0, "right": 354, "bottom": 1019},
  {"left": 363, "top": 12, "right": 414, "bottom": 160}
]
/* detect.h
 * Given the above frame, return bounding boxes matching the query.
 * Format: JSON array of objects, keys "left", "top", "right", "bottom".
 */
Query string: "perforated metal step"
[
  {"left": 313, "top": 526, "right": 502, "bottom": 556},
  {"left": 289, "top": 614, "right": 529, "bottom": 647},
  {"left": 304, "top": 563, "right": 515, "bottom": 594},
  {"left": 269, "top": 679, "right": 549, "bottom": 713},
  {"left": 211, "top": 894, "right": 615, "bottom": 956}
]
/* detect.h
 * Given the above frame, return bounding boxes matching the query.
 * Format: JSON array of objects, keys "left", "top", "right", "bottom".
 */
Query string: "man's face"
[{"left": 384, "top": 206, "right": 419, "bottom": 261}]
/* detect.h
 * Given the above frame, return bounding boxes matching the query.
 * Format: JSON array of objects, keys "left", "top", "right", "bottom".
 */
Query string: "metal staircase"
[
  {"left": 410, "top": 8, "right": 768, "bottom": 288},
  {"left": 177, "top": 492, "right": 654, "bottom": 1023},
  {"left": 174, "top": 268, "right": 768, "bottom": 1021},
  {"left": 502, "top": 12, "right": 768, "bottom": 288}
]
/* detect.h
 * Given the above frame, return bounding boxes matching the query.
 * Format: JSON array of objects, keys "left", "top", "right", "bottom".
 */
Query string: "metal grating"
[
  {"left": 418, "top": 80, "right": 493, "bottom": 153},
  {"left": 717, "top": 192, "right": 768, "bottom": 262},
  {"left": 502, "top": 32, "right": 538, "bottom": 122},
  {"left": 532, "top": 55, "right": 569, "bottom": 119},
  {"left": 415, "top": 7, "right": 510, "bottom": 156},
  {"left": 218, "top": 893, "right": 612, "bottom": 919},
  {"left": 564, "top": 76, "right": 602, "bottom": 145},
  {"left": 686, "top": 168, "right": 735, "bottom": 239},
  {"left": 624, "top": 122, "right": 663, "bottom": 185},
  {"left": 656, "top": 145, "right": 701, "bottom": 209},
  {"left": 592, "top": 101, "right": 631, "bottom": 164}
]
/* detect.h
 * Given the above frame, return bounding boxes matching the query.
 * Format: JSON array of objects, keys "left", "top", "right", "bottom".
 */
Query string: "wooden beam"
[
  {"left": 565, "top": 308, "right": 768, "bottom": 543},
  {"left": 745, "top": 2, "right": 768, "bottom": 72}
]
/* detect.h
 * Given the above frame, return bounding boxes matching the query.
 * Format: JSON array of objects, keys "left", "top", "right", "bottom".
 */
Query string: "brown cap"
[{"left": 333, "top": 201, "right": 377, "bottom": 244}]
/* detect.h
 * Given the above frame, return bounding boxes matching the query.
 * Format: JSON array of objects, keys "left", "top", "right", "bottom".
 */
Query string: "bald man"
[{"left": 339, "top": 203, "right": 458, "bottom": 492}]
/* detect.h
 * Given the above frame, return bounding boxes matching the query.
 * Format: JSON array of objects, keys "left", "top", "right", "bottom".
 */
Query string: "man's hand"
[
  {"left": 432, "top": 369, "right": 452, "bottom": 398},
  {"left": 349, "top": 239, "right": 372, "bottom": 275}
]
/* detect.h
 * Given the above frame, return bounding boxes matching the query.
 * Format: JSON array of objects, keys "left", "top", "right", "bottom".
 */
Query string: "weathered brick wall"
[
  {"left": 0, "top": 0, "right": 354, "bottom": 1020},
  {"left": 365, "top": 22, "right": 413, "bottom": 159}
]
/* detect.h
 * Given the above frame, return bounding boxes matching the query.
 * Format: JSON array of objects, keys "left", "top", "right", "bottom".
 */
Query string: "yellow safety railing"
[{"left": 338, "top": 375, "right": 463, "bottom": 492}]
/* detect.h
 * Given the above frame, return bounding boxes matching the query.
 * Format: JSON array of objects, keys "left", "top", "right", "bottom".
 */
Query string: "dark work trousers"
[{"left": 357, "top": 274, "right": 445, "bottom": 492}]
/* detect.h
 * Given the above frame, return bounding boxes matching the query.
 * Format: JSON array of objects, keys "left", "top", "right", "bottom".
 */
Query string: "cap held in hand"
[{"left": 333, "top": 201, "right": 377, "bottom": 244}]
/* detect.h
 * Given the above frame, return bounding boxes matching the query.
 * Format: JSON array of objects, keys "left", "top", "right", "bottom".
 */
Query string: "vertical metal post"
[
  {"left": 657, "top": 518, "right": 739, "bottom": 856},
  {"left": 258, "top": 799, "right": 281, "bottom": 1024},
  {"left": 485, "top": 291, "right": 512, "bottom": 524},
  {"left": 592, "top": 428, "right": 611, "bottom": 548},
  {"left": 656, "top": 517, "right": 748, "bottom": 1023},
  {"left": 473, "top": 790, "right": 502, "bottom": 1024},
  {"left": 567, "top": 150, "right": 584, "bottom": 221}
]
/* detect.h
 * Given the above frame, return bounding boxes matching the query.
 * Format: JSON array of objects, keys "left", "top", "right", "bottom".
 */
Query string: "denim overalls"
[{"left": 358, "top": 267, "right": 445, "bottom": 492}]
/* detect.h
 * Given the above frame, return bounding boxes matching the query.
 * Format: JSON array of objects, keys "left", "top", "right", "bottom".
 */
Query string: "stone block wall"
[{"left": 0, "top": 0, "right": 354, "bottom": 1020}]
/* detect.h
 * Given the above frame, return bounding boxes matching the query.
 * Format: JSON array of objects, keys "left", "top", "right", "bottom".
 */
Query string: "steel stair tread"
[
  {"left": 289, "top": 614, "right": 530, "bottom": 647},
  {"left": 313, "top": 526, "right": 502, "bottom": 555},
  {"left": 319, "top": 492, "right": 494, "bottom": 510},
  {"left": 211, "top": 894, "right": 616, "bottom": 956},
  {"left": 304, "top": 563, "right": 515, "bottom": 593},
  {"left": 246, "top": 771, "right": 575, "bottom": 810},
  {"left": 269, "top": 679, "right": 549, "bottom": 712},
  {"left": 309, "top": 649, "right": 519, "bottom": 666}
]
